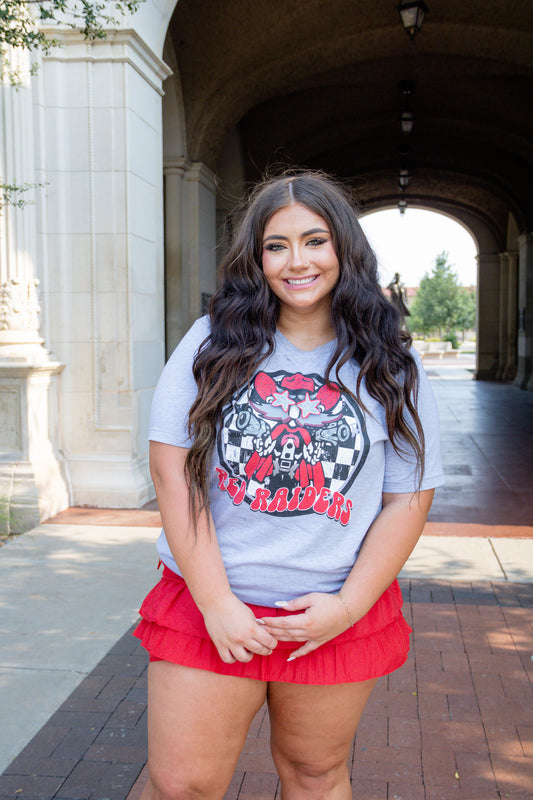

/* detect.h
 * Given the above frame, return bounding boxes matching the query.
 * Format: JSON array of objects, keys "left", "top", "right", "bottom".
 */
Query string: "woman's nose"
[{"left": 289, "top": 246, "right": 308, "bottom": 269}]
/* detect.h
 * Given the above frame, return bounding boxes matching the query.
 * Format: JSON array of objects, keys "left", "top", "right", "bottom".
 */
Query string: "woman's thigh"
[
  {"left": 146, "top": 661, "right": 266, "bottom": 797},
  {"left": 267, "top": 678, "right": 377, "bottom": 777}
]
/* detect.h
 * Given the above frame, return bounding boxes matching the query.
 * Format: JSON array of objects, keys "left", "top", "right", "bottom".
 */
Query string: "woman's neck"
[{"left": 277, "top": 309, "right": 336, "bottom": 351}]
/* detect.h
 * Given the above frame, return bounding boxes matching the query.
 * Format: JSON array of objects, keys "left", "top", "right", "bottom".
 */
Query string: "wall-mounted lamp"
[
  {"left": 398, "top": 196, "right": 408, "bottom": 215},
  {"left": 397, "top": 0, "right": 428, "bottom": 40}
]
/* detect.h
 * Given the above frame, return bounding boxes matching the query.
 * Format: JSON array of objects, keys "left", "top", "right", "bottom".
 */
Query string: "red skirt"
[{"left": 133, "top": 566, "right": 411, "bottom": 685}]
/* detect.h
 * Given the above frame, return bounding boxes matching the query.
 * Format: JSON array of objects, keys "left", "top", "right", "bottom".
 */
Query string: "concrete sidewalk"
[
  {"left": 0, "top": 523, "right": 158, "bottom": 776},
  {"left": 0, "top": 518, "right": 532, "bottom": 799}
]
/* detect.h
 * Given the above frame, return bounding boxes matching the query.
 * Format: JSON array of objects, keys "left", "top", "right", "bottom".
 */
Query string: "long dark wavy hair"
[{"left": 185, "top": 170, "right": 425, "bottom": 519}]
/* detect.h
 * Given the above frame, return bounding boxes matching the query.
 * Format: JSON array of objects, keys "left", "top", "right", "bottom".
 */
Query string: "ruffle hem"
[{"left": 133, "top": 566, "right": 411, "bottom": 685}]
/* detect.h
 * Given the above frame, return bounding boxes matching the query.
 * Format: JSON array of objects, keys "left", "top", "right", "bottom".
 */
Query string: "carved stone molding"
[{"left": 0, "top": 278, "right": 40, "bottom": 333}]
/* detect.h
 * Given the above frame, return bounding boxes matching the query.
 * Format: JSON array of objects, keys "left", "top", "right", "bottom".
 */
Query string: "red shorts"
[{"left": 133, "top": 566, "right": 411, "bottom": 685}]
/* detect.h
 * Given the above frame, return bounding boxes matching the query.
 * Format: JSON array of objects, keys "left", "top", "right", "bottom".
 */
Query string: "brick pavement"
[{"left": 2, "top": 578, "right": 531, "bottom": 800}]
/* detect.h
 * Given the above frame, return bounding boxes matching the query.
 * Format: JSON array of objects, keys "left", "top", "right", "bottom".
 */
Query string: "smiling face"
[{"left": 261, "top": 203, "right": 340, "bottom": 324}]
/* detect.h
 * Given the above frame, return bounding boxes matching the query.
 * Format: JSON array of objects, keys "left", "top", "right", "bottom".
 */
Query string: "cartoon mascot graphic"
[{"left": 217, "top": 370, "right": 369, "bottom": 524}]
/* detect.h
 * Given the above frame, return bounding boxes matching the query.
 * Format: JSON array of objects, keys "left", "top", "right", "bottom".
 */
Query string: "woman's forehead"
[{"left": 262, "top": 203, "right": 330, "bottom": 235}]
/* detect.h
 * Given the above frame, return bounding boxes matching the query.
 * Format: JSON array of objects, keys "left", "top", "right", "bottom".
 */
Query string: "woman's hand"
[
  {"left": 259, "top": 592, "right": 353, "bottom": 661},
  {"left": 202, "top": 593, "right": 279, "bottom": 664}
]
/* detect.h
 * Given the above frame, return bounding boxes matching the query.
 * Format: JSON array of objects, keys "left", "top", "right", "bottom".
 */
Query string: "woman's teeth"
[{"left": 286, "top": 276, "right": 317, "bottom": 286}]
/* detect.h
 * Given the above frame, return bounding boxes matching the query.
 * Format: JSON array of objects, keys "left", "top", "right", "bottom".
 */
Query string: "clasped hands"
[{"left": 202, "top": 591, "right": 354, "bottom": 665}]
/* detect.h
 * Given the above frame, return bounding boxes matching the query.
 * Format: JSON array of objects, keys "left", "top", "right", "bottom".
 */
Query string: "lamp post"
[{"left": 397, "top": 0, "right": 428, "bottom": 40}]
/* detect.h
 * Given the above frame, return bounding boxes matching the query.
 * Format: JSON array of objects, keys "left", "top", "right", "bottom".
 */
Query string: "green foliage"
[
  {"left": 0, "top": 180, "right": 48, "bottom": 213},
  {"left": 1, "top": 0, "right": 143, "bottom": 51},
  {"left": 408, "top": 251, "right": 476, "bottom": 342},
  {"left": 454, "top": 285, "right": 477, "bottom": 340},
  {"left": 443, "top": 332, "right": 459, "bottom": 350},
  {"left": 1, "top": 0, "right": 144, "bottom": 83}
]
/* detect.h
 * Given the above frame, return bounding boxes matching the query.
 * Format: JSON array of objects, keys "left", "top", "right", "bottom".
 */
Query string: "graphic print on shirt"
[{"left": 216, "top": 370, "right": 369, "bottom": 526}]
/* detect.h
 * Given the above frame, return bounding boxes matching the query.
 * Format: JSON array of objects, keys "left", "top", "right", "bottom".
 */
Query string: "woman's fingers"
[
  {"left": 260, "top": 612, "right": 310, "bottom": 640},
  {"left": 204, "top": 595, "right": 280, "bottom": 663},
  {"left": 261, "top": 627, "right": 309, "bottom": 642},
  {"left": 250, "top": 639, "right": 275, "bottom": 655},
  {"left": 255, "top": 626, "right": 279, "bottom": 650},
  {"left": 219, "top": 648, "right": 237, "bottom": 664},
  {"left": 260, "top": 592, "right": 352, "bottom": 651},
  {"left": 232, "top": 647, "right": 254, "bottom": 663},
  {"left": 287, "top": 640, "right": 320, "bottom": 661}
]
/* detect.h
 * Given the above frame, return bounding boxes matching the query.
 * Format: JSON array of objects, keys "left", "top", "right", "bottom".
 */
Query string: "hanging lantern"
[
  {"left": 397, "top": 0, "right": 428, "bottom": 40},
  {"left": 401, "top": 110, "right": 414, "bottom": 135},
  {"left": 398, "top": 169, "right": 411, "bottom": 189}
]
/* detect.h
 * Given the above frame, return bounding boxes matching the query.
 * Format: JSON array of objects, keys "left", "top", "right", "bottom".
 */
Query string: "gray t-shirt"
[{"left": 149, "top": 316, "right": 444, "bottom": 606}]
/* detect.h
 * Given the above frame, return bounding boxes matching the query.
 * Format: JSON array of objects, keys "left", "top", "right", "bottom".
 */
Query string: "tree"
[
  {"left": 408, "top": 252, "right": 476, "bottom": 342},
  {"left": 454, "top": 285, "right": 477, "bottom": 341}
]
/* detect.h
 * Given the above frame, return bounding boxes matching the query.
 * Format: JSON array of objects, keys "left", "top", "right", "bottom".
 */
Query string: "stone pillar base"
[
  {"left": 67, "top": 454, "right": 153, "bottom": 509},
  {"left": 0, "top": 362, "right": 70, "bottom": 534}
]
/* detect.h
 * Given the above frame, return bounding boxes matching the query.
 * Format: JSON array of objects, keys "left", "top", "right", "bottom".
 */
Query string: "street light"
[{"left": 397, "top": 0, "right": 428, "bottom": 40}]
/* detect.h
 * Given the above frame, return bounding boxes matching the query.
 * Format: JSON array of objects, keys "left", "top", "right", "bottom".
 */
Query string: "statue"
[{"left": 387, "top": 272, "right": 410, "bottom": 317}]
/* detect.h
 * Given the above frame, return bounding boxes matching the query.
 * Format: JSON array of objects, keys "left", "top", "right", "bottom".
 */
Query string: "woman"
[{"left": 134, "top": 171, "right": 443, "bottom": 800}]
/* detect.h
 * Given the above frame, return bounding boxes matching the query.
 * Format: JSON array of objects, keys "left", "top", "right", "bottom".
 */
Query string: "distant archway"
[{"left": 360, "top": 207, "right": 479, "bottom": 372}]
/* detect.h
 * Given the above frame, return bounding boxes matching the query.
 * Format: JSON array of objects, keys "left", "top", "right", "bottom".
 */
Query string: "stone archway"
[
  {"left": 360, "top": 202, "right": 516, "bottom": 381},
  {"left": 2, "top": 0, "right": 529, "bottom": 526},
  {"left": 160, "top": 0, "right": 532, "bottom": 387}
]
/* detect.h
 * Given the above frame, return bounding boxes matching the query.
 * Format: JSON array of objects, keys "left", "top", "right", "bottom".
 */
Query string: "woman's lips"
[{"left": 283, "top": 275, "right": 319, "bottom": 287}]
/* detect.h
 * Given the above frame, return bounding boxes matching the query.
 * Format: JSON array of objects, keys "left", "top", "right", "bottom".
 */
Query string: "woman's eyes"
[{"left": 264, "top": 238, "right": 327, "bottom": 252}]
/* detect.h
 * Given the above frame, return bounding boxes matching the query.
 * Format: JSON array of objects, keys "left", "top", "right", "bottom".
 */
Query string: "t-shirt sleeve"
[
  {"left": 148, "top": 316, "right": 211, "bottom": 447},
  {"left": 382, "top": 349, "right": 445, "bottom": 492}
]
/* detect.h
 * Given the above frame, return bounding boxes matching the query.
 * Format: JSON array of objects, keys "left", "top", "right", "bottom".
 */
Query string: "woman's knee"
[
  {"left": 146, "top": 767, "right": 227, "bottom": 800},
  {"left": 273, "top": 751, "right": 349, "bottom": 795}
]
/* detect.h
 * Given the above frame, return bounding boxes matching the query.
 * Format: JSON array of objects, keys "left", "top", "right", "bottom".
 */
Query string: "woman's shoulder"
[
  {"left": 167, "top": 315, "right": 211, "bottom": 363},
  {"left": 174, "top": 314, "right": 211, "bottom": 352},
  {"left": 188, "top": 314, "right": 211, "bottom": 339}
]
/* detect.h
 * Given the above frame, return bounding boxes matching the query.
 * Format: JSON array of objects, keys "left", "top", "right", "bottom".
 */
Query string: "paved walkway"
[{"left": 1, "top": 364, "right": 532, "bottom": 799}]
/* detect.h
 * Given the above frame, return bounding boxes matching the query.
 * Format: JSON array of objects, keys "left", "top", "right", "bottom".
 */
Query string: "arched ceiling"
[{"left": 166, "top": 0, "right": 533, "bottom": 241}]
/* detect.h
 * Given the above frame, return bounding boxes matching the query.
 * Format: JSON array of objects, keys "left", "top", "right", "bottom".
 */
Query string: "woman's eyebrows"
[{"left": 263, "top": 227, "right": 329, "bottom": 242}]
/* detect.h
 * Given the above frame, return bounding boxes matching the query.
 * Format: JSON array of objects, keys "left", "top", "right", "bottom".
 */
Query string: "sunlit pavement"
[{"left": 0, "top": 366, "right": 532, "bottom": 800}]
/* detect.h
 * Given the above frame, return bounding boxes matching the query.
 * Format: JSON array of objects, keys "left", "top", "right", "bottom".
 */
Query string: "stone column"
[
  {"left": 37, "top": 30, "right": 172, "bottom": 506},
  {"left": 496, "top": 253, "right": 509, "bottom": 380},
  {"left": 502, "top": 251, "right": 518, "bottom": 381},
  {"left": 163, "top": 159, "right": 217, "bottom": 356},
  {"left": 163, "top": 158, "right": 187, "bottom": 357},
  {"left": 475, "top": 252, "right": 501, "bottom": 380},
  {"left": 513, "top": 233, "right": 533, "bottom": 390},
  {"left": 0, "top": 47, "right": 69, "bottom": 532},
  {"left": 183, "top": 162, "right": 218, "bottom": 323}
]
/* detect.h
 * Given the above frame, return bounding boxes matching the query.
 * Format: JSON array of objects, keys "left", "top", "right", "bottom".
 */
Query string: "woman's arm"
[
  {"left": 150, "top": 440, "right": 278, "bottom": 663},
  {"left": 259, "top": 488, "right": 434, "bottom": 660}
]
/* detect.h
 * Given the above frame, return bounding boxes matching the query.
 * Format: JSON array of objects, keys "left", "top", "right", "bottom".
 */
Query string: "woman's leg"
[
  {"left": 141, "top": 661, "right": 267, "bottom": 800},
  {"left": 267, "top": 678, "right": 377, "bottom": 800}
]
